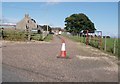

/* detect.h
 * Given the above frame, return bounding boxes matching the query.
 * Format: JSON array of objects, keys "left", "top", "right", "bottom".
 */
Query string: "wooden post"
[
  {"left": 26, "top": 20, "right": 32, "bottom": 41},
  {"left": 86, "top": 30, "right": 89, "bottom": 45},
  {"left": 28, "top": 34, "right": 31, "bottom": 41},
  {"left": 104, "top": 36, "right": 107, "bottom": 51},
  {"left": 113, "top": 38, "right": 116, "bottom": 54},
  {"left": 1, "top": 28, "right": 4, "bottom": 40},
  {"left": 100, "top": 31, "right": 102, "bottom": 49},
  {"left": 89, "top": 33, "right": 91, "bottom": 44}
]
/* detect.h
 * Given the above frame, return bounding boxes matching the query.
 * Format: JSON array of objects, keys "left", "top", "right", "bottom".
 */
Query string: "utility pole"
[{"left": 44, "top": 7, "right": 49, "bottom": 35}]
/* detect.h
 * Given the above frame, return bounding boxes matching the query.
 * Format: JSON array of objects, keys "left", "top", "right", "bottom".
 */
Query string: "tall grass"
[{"left": 3, "top": 30, "right": 27, "bottom": 41}]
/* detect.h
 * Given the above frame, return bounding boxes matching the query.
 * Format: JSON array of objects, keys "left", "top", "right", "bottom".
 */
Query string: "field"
[{"left": 62, "top": 33, "right": 119, "bottom": 57}]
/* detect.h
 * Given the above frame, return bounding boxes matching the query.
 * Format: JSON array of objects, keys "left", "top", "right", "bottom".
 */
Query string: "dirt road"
[{"left": 2, "top": 35, "right": 118, "bottom": 82}]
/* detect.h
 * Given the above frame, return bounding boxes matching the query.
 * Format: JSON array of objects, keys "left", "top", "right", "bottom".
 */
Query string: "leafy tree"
[
  {"left": 64, "top": 13, "right": 96, "bottom": 35},
  {"left": 41, "top": 25, "right": 52, "bottom": 33}
]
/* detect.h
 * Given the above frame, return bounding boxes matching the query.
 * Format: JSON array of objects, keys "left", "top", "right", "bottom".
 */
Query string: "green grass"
[
  {"left": 44, "top": 34, "right": 53, "bottom": 42},
  {"left": 31, "top": 33, "right": 43, "bottom": 41},
  {"left": 1, "top": 30, "right": 54, "bottom": 42},
  {"left": 3, "top": 30, "right": 27, "bottom": 41},
  {"left": 31, "top": 33, "right": 53, "bottom": 42},
  {"left": 62, "top": 33, "right": 119, "bottom": 57},
  {"left": 101, "top": 38, "right": 117, "bottom": 53}
]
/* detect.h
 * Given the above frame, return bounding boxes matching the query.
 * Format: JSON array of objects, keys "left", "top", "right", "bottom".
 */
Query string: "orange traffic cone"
[{"left": 57, "top": 40, "right": 66, "bottom": 58}]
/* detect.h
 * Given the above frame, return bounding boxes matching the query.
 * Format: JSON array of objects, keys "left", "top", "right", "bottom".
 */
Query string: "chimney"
[{"left": 25, "top": 14, "right": 29, "bottom": 18}]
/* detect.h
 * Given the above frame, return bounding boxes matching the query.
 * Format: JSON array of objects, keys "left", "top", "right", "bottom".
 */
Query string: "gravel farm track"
[{"left": 1, "top": 35, "right": 118, "bottom": 82}]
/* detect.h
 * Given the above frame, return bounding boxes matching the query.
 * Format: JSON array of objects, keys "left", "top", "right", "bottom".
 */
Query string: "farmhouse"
[{"left": 16, "top": 14, "right": 42, "bottom": 33}]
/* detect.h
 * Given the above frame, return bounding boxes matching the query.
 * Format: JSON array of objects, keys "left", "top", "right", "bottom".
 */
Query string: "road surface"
[{"left": 2, "top": 35, "right": 118, "bottom": 82}]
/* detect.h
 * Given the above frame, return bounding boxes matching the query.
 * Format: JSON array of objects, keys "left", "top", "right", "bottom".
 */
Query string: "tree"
[
  {"left": 41, "top": 25, "right": 52, "bottom": 33},
  {"left": 64, "top": 13, "right": 96, "bottom": 35}
]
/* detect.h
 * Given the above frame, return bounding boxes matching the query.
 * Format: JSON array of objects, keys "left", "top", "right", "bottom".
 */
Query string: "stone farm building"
[{"left": 16, "top": 14, "right": 42, "bottom": 33}]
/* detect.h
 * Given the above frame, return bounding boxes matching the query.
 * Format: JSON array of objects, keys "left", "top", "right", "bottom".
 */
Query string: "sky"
[
  {"left": 1, "top": 2, "right": 118, "bottom": 37},
  {"left": 118, "top": 2, "right": 120, "bottom": 38},
  {"left": 1, "top": 0, "right": 119, "bottom": 2}
]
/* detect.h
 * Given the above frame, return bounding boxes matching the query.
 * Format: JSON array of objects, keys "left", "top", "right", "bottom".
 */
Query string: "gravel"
[{"left": 2, "top": 35, "right": 118, "bottom": 82}]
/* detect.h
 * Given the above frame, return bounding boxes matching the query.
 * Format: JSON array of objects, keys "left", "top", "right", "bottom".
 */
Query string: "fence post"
[
  {"left": 28, "top": 29, "right": 31, "bottom": 41},
  {"left": 100, "top": 31, "right": 102, "bottom": 49},
  {"left": 1, "top": 28, "right": 4, "bottom": 40},
  {"left": 77, "top": 33, "right": 79, "bottom": 39},
  {"left": 83, "top": 34, "right": 85, "bottom": 43},
  {"left": 86, "top": 30, "right": 89, "bottom": 45},
  {"left": 113, "top": 38, "right": 116, "bottom": 54},
  {"left": 104, "top": 36, "right": 107, "bottom": 51},
  {"left": 89, "top": 34, "right": 91, "bottom": 45}
]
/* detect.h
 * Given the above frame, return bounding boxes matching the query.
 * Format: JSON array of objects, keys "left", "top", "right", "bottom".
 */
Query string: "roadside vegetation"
[
  {"left": 2, "top": 30, "right": 27, "bottom": 41},
  {"left": 31, "top": 33, "right": 43, "bottom": 41},
  {"left": 44, "top": 34, "right": 53, "bottom": 42},
  {"left": 0, "top": 30, "right": 53, "bottom": 42},
  {"left": 62, "top": 33, "right": 119, "bottom": 57}
]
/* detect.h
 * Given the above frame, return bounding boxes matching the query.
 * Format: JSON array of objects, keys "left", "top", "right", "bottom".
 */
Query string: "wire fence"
[{"left": 63, "top": 33, "right": 118, "bottom": 56}]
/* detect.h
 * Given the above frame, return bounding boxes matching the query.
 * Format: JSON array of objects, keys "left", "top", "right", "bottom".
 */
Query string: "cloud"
[
  {"left": 0, "top": 17, "right": 19, "bottom": 24},
  {"left": 1, "top": 0, "right": 119, "bottom": 2},
  {"left": 46, "top": 0, "right": 60, "bottom": 5},
  {"left": 47, "top": 0, "right": 60, "bottom": 2}
]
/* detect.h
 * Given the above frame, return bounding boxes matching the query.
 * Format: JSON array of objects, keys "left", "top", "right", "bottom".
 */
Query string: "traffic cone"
[
  {"left": 57, "top": 40, "right": 67, "bottom": 58},
  {"left": 61, "top": 41, "right": 66, "bottom": 58}
]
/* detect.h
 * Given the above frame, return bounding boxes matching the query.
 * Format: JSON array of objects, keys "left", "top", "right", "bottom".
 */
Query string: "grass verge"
[
  {"left": 62, "top": 33, "right": 119, "bottom": 57},
  {"left": 44, "top": 34, "right": 53, "bottom": 42}
]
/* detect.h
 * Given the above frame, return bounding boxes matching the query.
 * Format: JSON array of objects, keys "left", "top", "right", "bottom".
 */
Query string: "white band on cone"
[{"left": 61, "top": 43, "right": 65, "bottom": 51}]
